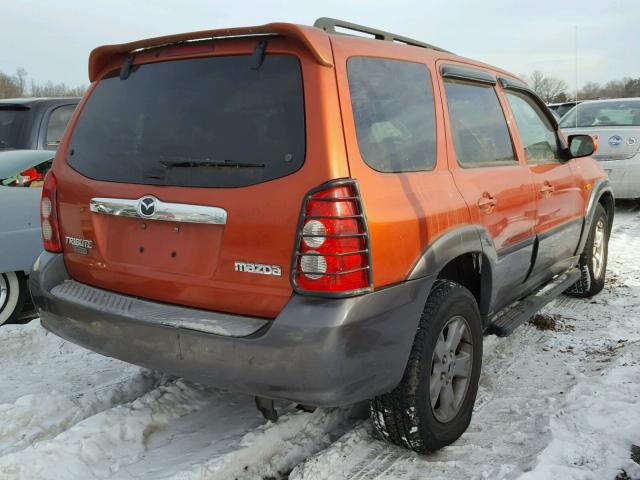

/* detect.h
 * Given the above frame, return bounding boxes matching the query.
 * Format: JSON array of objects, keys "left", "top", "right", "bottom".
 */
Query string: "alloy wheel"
[
  {"left": 429, "top": 315, "right": 473, "bottom": 423},
  {"left": 592, "top": 218, "right": 606, "bottom": 280}
]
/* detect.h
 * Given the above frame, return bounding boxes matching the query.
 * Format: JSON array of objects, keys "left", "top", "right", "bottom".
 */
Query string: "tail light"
[
  {"left": 40, "top": 171, "right": 62, "bottom": 252},
  {"left": 291, "top": 179, "right": 373, "bottom": 297}
]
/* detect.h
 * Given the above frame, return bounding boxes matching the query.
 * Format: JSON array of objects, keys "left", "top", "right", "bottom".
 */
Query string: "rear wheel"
[
  {"left": 370, "top": 280, "right": 482, "bottom": 453},
  {"left": 0, "top": 272, "right": 27, "bottom": 325},
  {"left": 566, "top": 204, "right": 609, "bottom": 297}
]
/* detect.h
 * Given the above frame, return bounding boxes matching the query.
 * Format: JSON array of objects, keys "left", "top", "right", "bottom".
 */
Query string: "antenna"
[{"left": 574, "top": 25, "right": 578, "bottom": 128}]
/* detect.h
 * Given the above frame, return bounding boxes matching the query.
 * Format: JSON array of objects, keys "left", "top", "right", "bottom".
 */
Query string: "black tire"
[
  {"left": 370, "top": 280, "right": 483, "bottom": 453},
  {"left": 566, "top": 204, "right": 609, "bottom": 297},
  {"left": 0, "top": 271, "right": 27, "bottom": 325}
]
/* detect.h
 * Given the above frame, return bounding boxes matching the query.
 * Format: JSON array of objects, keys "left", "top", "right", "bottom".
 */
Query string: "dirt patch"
[
  {"left": 530, "top": 313, "right": 575, "bottom": 332},
  {"left": 585, "top": 339, "right": 630, "bottom": 362},
  {"left": 631, "top": 444, "right": 640, "bottom": 465},
  {"left": 606, "top": 273, "right": 629, "bottom": 289},
  {"left": 531, "top": 313, "right": 558, "bottom": 331}
]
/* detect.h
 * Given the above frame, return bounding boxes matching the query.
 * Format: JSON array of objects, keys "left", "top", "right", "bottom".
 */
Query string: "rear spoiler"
[{"left": 88, "top": 23, "right": 333, "bottom": 81}]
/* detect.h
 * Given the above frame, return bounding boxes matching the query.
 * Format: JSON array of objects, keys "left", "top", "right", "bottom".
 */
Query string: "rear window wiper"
[{"left": 160, "top": 159, "right": 265, "bottom": 168}]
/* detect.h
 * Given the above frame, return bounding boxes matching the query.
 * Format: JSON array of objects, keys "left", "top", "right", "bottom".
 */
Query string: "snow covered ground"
[{"left": 0, "top": 205, "right": 638, "bottom": 480}]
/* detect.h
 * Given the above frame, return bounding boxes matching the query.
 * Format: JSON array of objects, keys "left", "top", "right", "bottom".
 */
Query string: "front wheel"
[
  {"left": 566, "top": 204, "right": 609, "bottom": 297},
  {"left": 370, "top": 280, "right": 483, "bottom": 453},
  {"left": 0, "top": 272, "right": 27, "bottom": 325}
]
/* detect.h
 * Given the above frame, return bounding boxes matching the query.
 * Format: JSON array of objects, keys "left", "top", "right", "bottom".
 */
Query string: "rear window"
[
  {"left": 560, "top": 100, "right": 640, "bottom": 128},
  {"left": 347, "top": 57, "right": 437, "bottom": 172},
  {"left": 0, "top": 108, "right": 29, "bottom": 150},
  {"left": 555, "top": 103, "right": 576, "bottom": 119},
  {"left": 46, "top": 104, "right": 76, "bottom": 150},
  {"left": 68, "top": 54, "right": 305, "bottom": 188}
]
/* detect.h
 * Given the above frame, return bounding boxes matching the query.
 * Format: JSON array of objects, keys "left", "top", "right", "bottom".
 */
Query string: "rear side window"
[
  {"left": 0, "top": 108, "right": 29, "bottom": 150},
  {"left": 68, "top": 54, "right": 305, "bottom": 188},
  {"left": 444, "top": 79, "right": 516, "bottom": 167},
  {"left": 505, "top": 91, "right": 560, "bottom": 164},
  {"left": 347, "top": 57, "right": 436, "bottom": 172},
  {"left": 46, "top": 104, "right": 76, "bottom": 150}
]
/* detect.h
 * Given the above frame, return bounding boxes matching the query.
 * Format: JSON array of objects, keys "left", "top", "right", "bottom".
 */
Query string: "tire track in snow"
[
  {"left": 0, "top": 378, "right": 364, "bottom": 480},
  {"left": 127, "top": 404, "right": 365, "bottom": 480},
  {"left": 0, "top": 379, "right": 213, "bottom": 479},
  {"left": 0, "top": 371, "right": 162, "bottom": 456},
  {"left": 0, "top": 321, "right": 164, "bottom": 457}
]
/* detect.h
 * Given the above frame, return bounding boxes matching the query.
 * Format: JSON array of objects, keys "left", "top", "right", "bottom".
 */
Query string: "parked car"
[
  {"left": 30, "top": 18, "right": 612, "bottom": 453},
  {"left": 0, "top": 98, "right": 79, "bottom": 323},
  {"left": 560, "top": 98, "right": 640, "bottom": 198},
  {"left": 548, "top": 100, "right": 581, "bottom": 119}
]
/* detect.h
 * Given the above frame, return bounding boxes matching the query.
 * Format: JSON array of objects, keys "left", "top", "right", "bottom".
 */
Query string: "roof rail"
[{"left": 314, "top": 17, "right": 452, "bottom": 53}]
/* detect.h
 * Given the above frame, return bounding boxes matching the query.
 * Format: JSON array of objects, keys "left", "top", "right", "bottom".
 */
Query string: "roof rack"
[{"left": 313, "top": 17, "right": 451, "bottom": 53}]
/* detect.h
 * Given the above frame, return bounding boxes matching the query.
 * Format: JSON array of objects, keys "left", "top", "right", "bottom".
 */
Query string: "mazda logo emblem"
[{"left": 137, "top": 196, "right": 157, "bottom": 218}]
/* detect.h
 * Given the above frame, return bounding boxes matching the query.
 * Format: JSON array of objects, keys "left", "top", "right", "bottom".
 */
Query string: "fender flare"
[
  {"left": 407, "top": 225, "right": 484, "bottom": 280},
  {"left": 407, "top": 224, "right": 497, "bottom": 315},
  {"left": 575, "top": 178, "right": 614, "bottom": 256}
]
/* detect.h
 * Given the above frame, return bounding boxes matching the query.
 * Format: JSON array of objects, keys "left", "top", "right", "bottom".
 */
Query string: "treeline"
[
  {"left": 0, "top": 68, "right": 86, "bottom": 99},
  {"left": 524, "top": 70, "right": 640, "bottom": 103}
]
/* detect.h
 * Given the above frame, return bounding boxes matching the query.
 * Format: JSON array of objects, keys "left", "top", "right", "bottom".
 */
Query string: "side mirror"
[{"left": 568, "top": 134, "right": 596, "bottom": 159}]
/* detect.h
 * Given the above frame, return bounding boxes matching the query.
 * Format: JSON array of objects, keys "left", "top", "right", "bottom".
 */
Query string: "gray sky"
[{"left": 2, "top": 0, "right": 639, "bottom": 91}]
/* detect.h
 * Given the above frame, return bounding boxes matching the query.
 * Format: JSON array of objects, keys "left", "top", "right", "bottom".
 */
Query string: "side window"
[
  {"left": 444, "top": 79, "right": 516, "bottom": 167},
  {"left": 505, "top": 92, "right": 560, "bottom": 164},
  {"left": 45, "top": 104, "right": 76, "bottom": 150},
  {"left": 347, "top": 57, "right": 436, "bottom": 172}
]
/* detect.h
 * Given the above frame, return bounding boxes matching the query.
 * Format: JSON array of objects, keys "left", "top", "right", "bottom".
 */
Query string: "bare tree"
[
  {"left": 624, "top": 78, "right": 640, "bottom": 97},
  {"left": 16, "top": 68, "right": 27, "bottom": 95},
  {"left": 30, "top": 80, "right": 86, "bottom": 97},
  {"left": 579, "top": 78, "right": 640, "bottom": 100},
  {"left": 579, "top": 82, "right": 602, "bottom": 100},
  {"left": 0, "top": 70, "right": 24, "bottom": 98},
  {"left": 525, "top": 70, "right": 569, "bottom": 103},
  {"left": 0, "top": 68, "right": 86, "bottom": 99}
]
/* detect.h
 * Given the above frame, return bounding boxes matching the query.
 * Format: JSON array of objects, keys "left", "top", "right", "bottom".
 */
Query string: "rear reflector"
[
  {"left": 40, "top": 171, "right": 62, "bottom": 252},
  {"left": 291, "top": 179, "right": 373, "bottom": 297}
]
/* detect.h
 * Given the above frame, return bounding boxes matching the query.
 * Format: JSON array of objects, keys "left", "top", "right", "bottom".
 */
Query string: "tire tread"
[{"left": 370, "top": 279, "right": 476, "bottom": 453}]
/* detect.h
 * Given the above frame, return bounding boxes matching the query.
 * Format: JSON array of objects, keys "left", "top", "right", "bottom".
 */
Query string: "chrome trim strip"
[{"left": 89, "top": 196, "right": 227, "bottom": 225}]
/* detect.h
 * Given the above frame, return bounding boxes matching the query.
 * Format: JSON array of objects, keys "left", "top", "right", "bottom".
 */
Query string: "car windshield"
[
  {"left": 68, "top": 54, "right": 306, "bottom": 188},
  {"left": 0, "top": 108, "right": 29, "bottom": 150},
  {"left": 560, "top": 100, "right": 640, "bottom": 128}
]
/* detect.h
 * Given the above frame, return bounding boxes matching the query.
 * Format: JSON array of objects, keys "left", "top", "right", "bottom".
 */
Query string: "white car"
[
  {"left": 0, "top": 97, "right": 78, "bottom": 323},
  {"left": 560, "top": 98, "right": 640, "bottom": 199}
]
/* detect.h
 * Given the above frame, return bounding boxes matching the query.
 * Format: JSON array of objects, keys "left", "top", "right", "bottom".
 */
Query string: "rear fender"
[{"left": 407, "top": 224, "right": 496, "bottom": 316}]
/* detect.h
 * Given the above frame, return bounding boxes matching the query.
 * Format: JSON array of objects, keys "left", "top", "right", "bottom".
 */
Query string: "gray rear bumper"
[{"left": 30, "top": 252, "right": 435, "bottom": 406}]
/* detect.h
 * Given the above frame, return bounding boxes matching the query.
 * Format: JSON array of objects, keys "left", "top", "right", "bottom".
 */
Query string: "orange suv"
[{"left": 30, "top": 18, "right": 613, "bottom": 453}]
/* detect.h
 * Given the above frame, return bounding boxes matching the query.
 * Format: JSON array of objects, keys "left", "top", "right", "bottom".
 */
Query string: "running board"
[{"left": 488, "top": 268, "right": 581, "bottom": 337}]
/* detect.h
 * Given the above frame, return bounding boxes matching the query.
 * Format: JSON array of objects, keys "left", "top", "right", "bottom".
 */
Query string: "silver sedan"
[{"left": 560, "top": 98, "right": 640, "bottom": 199}]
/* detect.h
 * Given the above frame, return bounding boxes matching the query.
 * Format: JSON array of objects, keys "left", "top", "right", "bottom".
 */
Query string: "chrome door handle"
[
  {"left": 540, "top": 182, "right": 555, "bottom": 196},
  {"left": 478, "top": 194, "right": 497, "bottom": 212}
]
